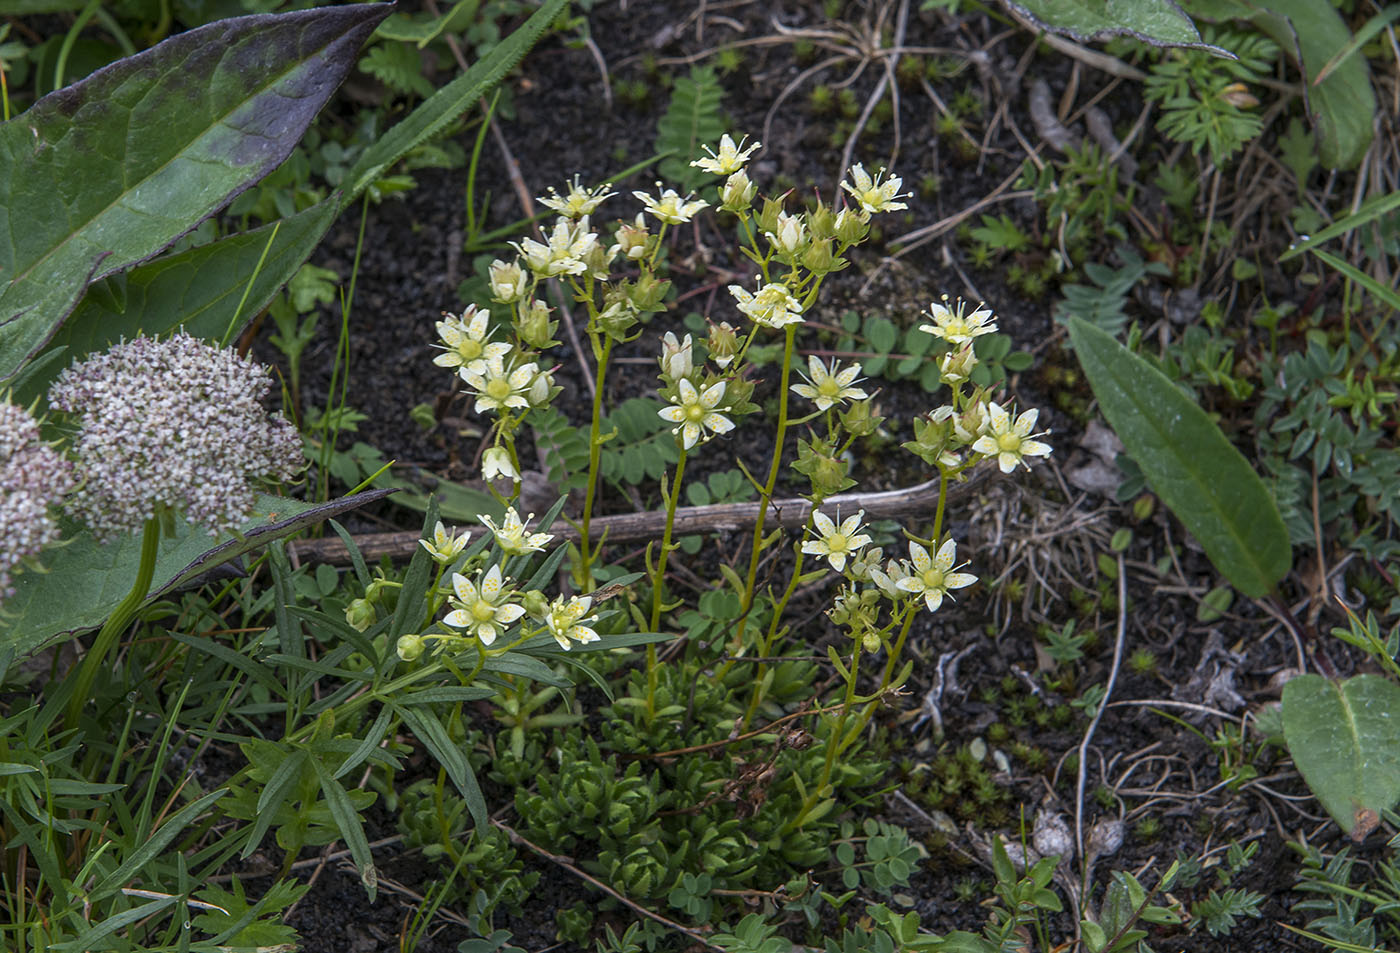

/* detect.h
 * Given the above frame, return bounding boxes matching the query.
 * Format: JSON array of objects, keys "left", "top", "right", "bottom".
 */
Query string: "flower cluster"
[
  {"left": 0, "top": 399, "right": 73, "bottom": 602},
  {"left": 48, "top": 332, "right": 301, "bottom": 540}
]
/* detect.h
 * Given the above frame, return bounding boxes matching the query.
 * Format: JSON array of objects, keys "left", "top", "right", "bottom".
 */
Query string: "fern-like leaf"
[
  {"left": 655, "top": 66, "right": 725, "bottom": 193},
  {"left": 359, "top": 42, "right": 434, "bottom": 98}
]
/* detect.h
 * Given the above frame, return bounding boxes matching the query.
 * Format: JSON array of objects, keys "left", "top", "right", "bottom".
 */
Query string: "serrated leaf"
[
  {"left": 1067, "top": 317, "right": 1289, "bottom": 597},
  {"left": 998, "top": 0, "right": 1220, "bottom": 49},
  {"left": 1283, "top": 673, "right": 1400, "bottom": 836},
  {"left": 0, "top": 4, "right": 390, "bottom": 383},
  {"left": 0, "top": 489, "right": 394, "bottom": 658}
]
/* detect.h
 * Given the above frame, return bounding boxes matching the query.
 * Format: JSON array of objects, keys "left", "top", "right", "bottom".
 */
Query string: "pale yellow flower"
[
  {"left": 480, "top": 508, "right": 554, "bottom": 555},
  {"left": 482, "top": 447, "right": 520, "bottom": 482},
  {"left": 538, "top": 175, "right": 615, "bottom": 218},
  {"left": 896, "top": 539, "right": 977, "bottom": 612},
  {"left": 633, "top": 184, "right": 709, "bottom": 225},
  {"left": 690, "top": 134, "right": 761, "bottom": 175},
  {"left": 841, "top": 163, "right": 908, "bottom": 215},
  {"left": 513, "top": 217, "right": 599, "bottom": 277},
  {"left": 461, "top": 352, "right": 537, "bottom": 415},
  {"left": 433, "top": 307, "right": 500, "bottom": 372},
  {"left": 801, "top": 509, "right": 873, "bottom": 573},
  {"left": 543, "top": 595, "right": 600, "bottom": 650},
  {"left": 919, "top": 297, "right": 997, "bottom": 345},
  {"left": 442, "top": 565, "right": 525, "bottom": 645},
  {"left": 658, "top": 378, "right": 734, "bottom": 450},
  {"left": 419, "top": 520, "right": 470, "bottom": 564},
  {"left": 791, "top": 356, "right": 867, "bottom": 411},
  {"left": 729, "top": 282, "right": 804, "bottom": 329},
  {"left": 971, "top": 402, "right": 1053, "bottom": 473}
]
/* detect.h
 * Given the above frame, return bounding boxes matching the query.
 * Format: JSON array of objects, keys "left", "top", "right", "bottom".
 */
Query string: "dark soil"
[{"left": 254, "top": 1, "right": 1366, "bottom": 950}]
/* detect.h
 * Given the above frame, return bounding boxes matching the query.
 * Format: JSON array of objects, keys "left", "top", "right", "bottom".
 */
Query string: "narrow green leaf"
[
  {"left": 397, "top": 705, "right": 487, "bottom": 831},
  {"left": 342, "top": 0, "right": 568, "bottom": 206},
  {"left": 1067, "top": 317, "right": 1289, "bottom": 597},
  {"left": 0, "top": 489, "right": 394, "bottom": 658},
  {"left": 311, "top": 758, "right": 376, "bottom": 898},
  {"left": 91, "top": 789, "right": 227, "bottom": 900},
  {"left": 1283, "top": 673, "right": 1400, "bottom": 835},
  {"left": 0, "top": 4, "right": 390, "bottom": 382},
  {"left": 51, "top": 897, "right": 178, "bottom": 952},
  {"left": 1304, "top": 247, "right": 1400, "bottom": 313},
  {"left": 1278, "top": 190, "right": 1400, "bottom": 262}
]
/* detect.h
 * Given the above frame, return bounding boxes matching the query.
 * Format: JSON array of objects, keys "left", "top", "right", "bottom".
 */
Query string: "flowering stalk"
[
  {"left": 645, "top": 446, "right": 687, "bottom": 720},
  {"left": 64, "top": 516, "right": 160, "bottom": 729},
  {"left": 578, "top": 335, "right": 613, "bottom": 588}
]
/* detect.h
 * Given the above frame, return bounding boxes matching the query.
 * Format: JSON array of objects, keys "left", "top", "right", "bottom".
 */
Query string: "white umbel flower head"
[
  {"left": 728, "top": 282, "right": 804, "bottom": 329},
  {"left": 801, "top": 509, "right": 873, "bottom": 573},
  {"left": 479, "top": 508, "right": 554, "bottom": 555},
  {"left": 47, "top": 333, "right": 300, "bottom": 540},
  {"left": 543, "top": 594, "right": 600, "bottom": 650},
  {"left": 790, "top": 356, "right": 867, "bottom": 411},
  {"left": 919, "top": 297, "right": 997, "bottom": 345},
  {"left": 0, "top": 399, "right": 74, "bottom": 602},
  {"left": 442, "top": 565, "right": 525, "bottom": 645},
  {"left": 971, "top": 402, "right": 1053, "bottom": 473},
  {"left": 896, "top": 539, "right": 977, "bottom": 612},
  {"left": 840, "top": 163, "right": 909, "bottom": 215},
  {"left": 658, "top": 379, "right": 734, "bottom": 450},
  {"left": 690, "top": 134, "right": 761, "bottom": 175}
]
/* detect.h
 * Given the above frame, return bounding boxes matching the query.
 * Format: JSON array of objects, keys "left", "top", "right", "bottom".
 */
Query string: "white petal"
[
  {"left": 908, "top": 542, "right": 931, "bottom": 572},
  {"left": 703, "top": 413, "right": 734, "bottom": 435},
  {"left": 658, "top": 406, "right": 686, "bottom": 423},
  {"left": 935, "top": 539, "right": 957, "bottom": 570},
  {"left": 812, "top": 510, "right": 836, "bottom": 536},
  {"left": 443, "top": 609, "right": 472, "bottom": 628}
]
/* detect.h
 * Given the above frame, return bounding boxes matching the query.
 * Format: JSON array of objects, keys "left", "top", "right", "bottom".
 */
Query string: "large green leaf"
[
  {"left": 1067, "top": 317, "right": 1289, "bottom": 597},
  {"left": 0, "top": 489, "right": 394, "bottom": 658},
  {"left": 997, "top": 0, "right": 1220, "bottom": 49},
  {"left": 1185, "top": 0, "right": 1376, "bottom": 169},
  {"left": 341, "top": 0, "right": 567, "bottom": 206},
  {"left": 11, "top": 200, "right": 339, "bottom": 407},
  {"left": 0, "top": 3, "right": 390, "bottom": 384},
  {"left": 1283, "top": 674, "right": 1400, "bottom": 836}
]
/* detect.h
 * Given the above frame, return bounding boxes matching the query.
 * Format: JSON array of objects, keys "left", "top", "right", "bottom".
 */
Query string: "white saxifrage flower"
[
  {"left": 433, "top": 306, "right": 504, "bottom": 372},
  {"left": 419, "top": 520, "right": 470, "bottom": 564},
  {"left": 0, "top": 399, "right": 74, "bottom": 601},
  {"left": 896, "top": 539, "right": 977, "bottom": 612},
  {"left": 919, "top": 297, "right": 997, "bottom": 345},
  {"left": 543, "top": 594, "right": 600, "bottom": 650},
  {"left": 972, "top": 402, "right": 1053, "bottom": 473},
  {"left": 729, "top": 282, "right": 805, "bottom": 329},
  {"left": 790, "top": 356, "right": 868, "bottom": 411},
  {"left": 633, "top": 184, "right": 709, "bottom": 225},
  {"left": 840, "top": 163, "right": 909, "bottom": 215},
  {"left": 658, "top": 379, "right": 734, "bottom": 450},
  {"left": 538, "top": 175, "right": 615, "bottom": 218},
  {"left": 801, "top": 509, "right": 873, "bottom": 573},
  {"left": 659, "top": 332, "right": 694, "bottom": 381},
  {"left": 513, "top": 217, "right": 599, "bottom": 277},
  {"left": 460, "top": 351, "right": 538, "bottom": 415},
  {"left": 442, "top": 565, "right": 524, "bottom": 645},
  {"left": 690, "top": 134, "right": 761, "bottom": 175},
  {"left": 488, "top": 259, "right": 529, "bottom": 303},
  {"left": 47, "top": 333, "right": 300, "bottom": 540},
  {"left": 479, "top": 508, "right": 555, "bottom": 555}
]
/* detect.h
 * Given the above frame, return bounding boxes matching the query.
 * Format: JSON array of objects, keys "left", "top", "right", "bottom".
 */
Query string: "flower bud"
[
  {"left": 344, "top": 598, "right": 375, "bottom": 632},
  {"left": 801, "top": 237, "right": 836, "bottom": 275},
  {"left": 517, "top": 298, "right": 557, "bottom": 350},
  {"left": 659, "top": 332, "right": 693, "bottom": 381},
  {"left": 756, "top": 195, "right": 785, "bottom": 236},
  {"left": 482, "top": 446, "right": 520, "bottom": 481},
  {"left": 396, "top": 633, "right": 425, "bottom": 662},
  {"left": 707, "top": 321, "right": 740, "bottom": 368},
  {"left": 597, "top": 298, "right": 640, "bottom": 341},
  {"left": 528, "top": 370, "right": 554, "bottom": 408},
  {"left": 582, "top": 240, "right": 616, "bottom": 280},
  {"left": 610, "top": 213, "right": 651, "bottom": 261},
  {"left": 522, "top": 589, "right": 550, "bottom": 620},
  {"left": 940, "top": 343, "right": 979, "bottom": 384},
  {"left": 720, "top": 169, "right": 757, "bottom": 212},
  {"left": 627, "top": 272, "right": 671, "bottom": 313},
  {"left": 834, "top": 207, "right": 869, "bottom": 245},
  {"left": 808, "top": 200, "right": 836, "bottom": 240},
  {"left": 839, "top": 398, "right": 882, "bottom": 437},
  {"left": 489, "top": 259, "right": 528, "bottom": 303},
  {"left": 767, "top": 212, "right": 806, "bottom": 257}
]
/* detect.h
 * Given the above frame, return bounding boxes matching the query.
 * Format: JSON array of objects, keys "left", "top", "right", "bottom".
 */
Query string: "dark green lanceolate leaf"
[
  {"left": 0, "top": 489, "right": 394, "bottom": 658},
  {"left": 12, "top": 200, "right": 339, "bottom": 406},
  {"left": 0, "top": 4, "right": 390, "bottom": 383},
  {"left": 1283, "top": 674, "right": 1400, "bottom": 836},
  {"left": 342, "top": 0, "right": 568, "bottom": 206},
  {"left": 997, "top": 0, "right": 1221, "bottom": 49},
  {"left": 1186, "top": 0, "right": 1376, "bottom": 169},
  {"left": 1067, "top": 317, "right": 1289, "bottom": 597}
]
